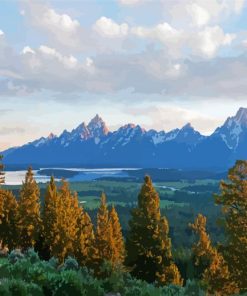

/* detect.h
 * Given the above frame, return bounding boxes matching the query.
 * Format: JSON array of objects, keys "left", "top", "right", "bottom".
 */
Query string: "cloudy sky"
[{"left": 1, "top": 0, "right": 247, "bottom": 150}]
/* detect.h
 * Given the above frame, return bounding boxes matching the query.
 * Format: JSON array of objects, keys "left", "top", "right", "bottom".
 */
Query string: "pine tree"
[
  {"left": 0, "top": 155, "right": 5, "bottom": 185},
  {"left": 17, "top": 167, "right": 42, "bottom": 250},
  {"left": 50, "top": 180, "right": 80, "bottom": 263},
  {"left": 93, "top": 193, "right": 110, "bottom": 269},
  {"left": 41, "top": 176, "right": 58, "bottom": 258},
  {"left": 156, "top": 217, "right": 183, "bottom": 286},
  {"left": 0, "top": 190, "right": 18, "bottom": 250},
  {"left": 190, "top": 214, "right": 238, "bottom": 295},
  {"left": 215, "top": 160, "right": 247, "bottom": 291},
  {"left": 189, "top": 214, "right": 212, "bottom": 278},
  {"left": 74, "top": 207, "right": 95, "bottom": 267},
  {"left": 126, "top": 176, "right": 182, "bottom": 285},
  {"left": 108, "top": 205, "right": 125, "bottom": 267},
  {"left": 43, "top": 176, "right": 58, "bottom": 250}
]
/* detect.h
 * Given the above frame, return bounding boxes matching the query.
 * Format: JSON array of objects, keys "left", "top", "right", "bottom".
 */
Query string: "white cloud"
[
  {"left": 0, "top": 0, "right": 245, "bottom": 101},
  {"left": 118, "top": 0, "right": 142, "bottom": 6},
  {"left": 132, "top": 22, "right": 183, "bottom": 57},
  {"left": 42, "top": 8, "right": 80, "bottom": 33},
  {"left": 21, "top": 2, "right": 130, "bottom": 53},
  {"left": 133, "top": 22, "right": 181, "bottom": 42},
  {"left": 38, "top": 45, "right": 78, "bottom": 68},
  {"left": 21, "top": 1, "right": 83, "bottom": 51},
  {"left": 94, "top": 17, "right": 129, "bottom": 38},
  {"left": 86, "top": 57, "right": 94, "bottom": 67},
  {"left": 234, "top": 0, "right": 245, "bottom": 13},
  {"left": 192, "top": 26, "right": 235, "bottom": 57},
  {"left": 22, "top": 46, "right": 35, "bottom": 55},
  {"left": 187, "top": 3, "right": 210, "bottom": 27},
  {"left": 132, "top": 22, "right": 234, "bottom": 58},
  {"left": 126, "top": 105, "right": 221, "bottom": 134},
  {"left": 164, "top": 0, "right": 246, "bottom": 29},
  {"left": 0, "top": 30, "right": 4, "bottom": 36}
]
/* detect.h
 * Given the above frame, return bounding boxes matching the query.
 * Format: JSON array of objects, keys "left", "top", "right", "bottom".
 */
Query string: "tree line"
[{"left": 0, "top": 159, "right": 246, "bottom": 295}]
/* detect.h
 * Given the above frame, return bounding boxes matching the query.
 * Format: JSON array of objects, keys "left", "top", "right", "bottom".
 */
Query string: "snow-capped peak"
[
  {"left": 87, "top": 114, "right": 109, "bottom": 137},
  {"left": 214, "top": 108, "right": 247, "bottom": 150},
  {"left": 72, "top": 122, "right": 90, "bottom": 140},
  {"left": 234, "top": 107, "right": 247, "bottom": 126}
]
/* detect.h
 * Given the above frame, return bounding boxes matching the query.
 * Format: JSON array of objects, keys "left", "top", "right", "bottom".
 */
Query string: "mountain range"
[{"left": 3, "top": 108, "right": 247, "bottom": 170}]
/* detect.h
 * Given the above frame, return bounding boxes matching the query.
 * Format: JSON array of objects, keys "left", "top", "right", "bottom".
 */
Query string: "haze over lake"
[{"left": 4, "top": 168, "right": 135, "bottom": 185}]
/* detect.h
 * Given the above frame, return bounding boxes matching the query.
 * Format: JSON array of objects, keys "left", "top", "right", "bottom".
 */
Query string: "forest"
[{"left": 0, "top": 157, "right": 246, "bottom": 296}]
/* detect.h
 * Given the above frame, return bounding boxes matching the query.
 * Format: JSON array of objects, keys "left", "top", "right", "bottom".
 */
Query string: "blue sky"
[{"left": 1, "top": 0, "right": 247, "bottom": 150}]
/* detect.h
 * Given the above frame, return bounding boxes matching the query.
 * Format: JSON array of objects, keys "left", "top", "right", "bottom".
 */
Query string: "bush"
[
  {"left": 8, "top": 250, "right": 24, "bottom": 264},
  {"left": 62, "top": 256, "right": 79, "bottom": 271},
  {"left": 53, "top": 270, "right": 84, "bottom": 296},
  {"left": 25, "top": 248, "right": 40, "bottom": 264},
  {"left": 183, "top": 280, "right": 205, "bottom": 295},
  {"left": 81, "top": 275, "right": 104, "bottom": 296},
  {"left": 0, "top": 278, "right": 44, "bottom": 296},
  {"left": 101, "top": 261, "right": 126, "bottom": 293},
  {"left": 0, "top": 279, "right": 10, "bottom": 295},
  {"left": 0, "top": 249, "right": 206, "bottom": 296},
  {"left": 48, "top": 257, "right": 59, "bottom": 269}
]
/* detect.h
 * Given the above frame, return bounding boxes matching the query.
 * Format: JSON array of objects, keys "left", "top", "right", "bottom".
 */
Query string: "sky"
[{"left": 1, "top": 0, "right": 247, "bottom": 150}]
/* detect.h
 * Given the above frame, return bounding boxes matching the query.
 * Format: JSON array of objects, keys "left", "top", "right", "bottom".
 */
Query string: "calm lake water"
[{"left": 4, "top": 168, "right": 137, "bottom": 185}]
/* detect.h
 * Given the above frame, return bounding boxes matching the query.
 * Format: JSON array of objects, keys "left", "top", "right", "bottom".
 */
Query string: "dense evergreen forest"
[{"left": 0, "top": 156, "right": 246, "bottom": 295}]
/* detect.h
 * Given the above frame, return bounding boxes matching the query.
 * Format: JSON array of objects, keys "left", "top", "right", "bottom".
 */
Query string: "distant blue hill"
[{"left": 2, "top": 108, "right": 247, "bottom": 170}]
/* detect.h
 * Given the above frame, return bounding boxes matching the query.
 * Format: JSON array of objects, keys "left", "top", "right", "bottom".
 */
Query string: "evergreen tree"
[
  {"left": 126, "top": 176, "right": 182, "bottom": 286},
  {"left": 189, "top": 214, "right": 212, "bottom": 278},
  {"left": 156, "top": 217, "right": 183, "bottom": 286},
  {"left": 74, "top": 207, "right": 95, "bottom": 267},
  {"left": 93, "top": 193, "right": 110, "bottom": 270},
  {"left": 50, "top": 180, "right": 80, "bottom": 262},
  {"left": 92, "top": 194, "right": 126, "bottom": 274},
  {"left": 0, "top": 190, "right": 18, "bottom": 250},
  {"left": 190, "top": 214, "right": 238, "bottom": 295},
  {"left": 108, "top": 205, "right": 125, "bottom": 267},
  {"left": 41, "top": 176, "right": 58, "bottom": 258},
  {"left": 43, "top": 176, "right": 58, "bottom": 250},
  {"left": 215, "top": 160, "right": 247, "bottom": 291},
  {"left": 17, "top": 167, "right": 42, "bottom": 250}
]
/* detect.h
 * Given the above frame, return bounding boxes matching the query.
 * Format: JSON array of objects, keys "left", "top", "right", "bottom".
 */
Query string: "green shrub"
[
  {"left": 0, "top": 279, "right": 10, "bottom": 295},
  {"left": 7, "top": 258, "right": 31, "bottom": 280},
  {"left": 8, "top": 250, "right": 24, "bottom": 264},
  {"left": 48, "top": 257, "right": 59, "bottom": 269},
  {"left": 53, "top": 270, "right": 84, "bottom": 296},
  {"left": 101, "top": 261, "right": 126, "bottom": 293},
  {"left": 62, "top": 256, "right": 79, "bottom": 271},
  {"left": 183, "top": 280, "right": 205, "bottom": 296},
  {"left": 8, "top": 279, "right": 28, "bottom": 296},
  {"left": 81, "top": 275, "right": 104, "bottom": 296},
  {"left": 25, "top": 248, "right": 40, "bottom": 264}
]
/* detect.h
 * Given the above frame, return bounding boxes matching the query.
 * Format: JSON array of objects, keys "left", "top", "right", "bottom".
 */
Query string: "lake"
[{"left": 4, "top": 168, "right": 137, "bottom": 185}]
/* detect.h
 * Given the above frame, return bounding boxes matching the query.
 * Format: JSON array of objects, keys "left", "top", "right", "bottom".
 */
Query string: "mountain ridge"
[{"left": 2, "top": 108, "right": 247, "bottom": 170}]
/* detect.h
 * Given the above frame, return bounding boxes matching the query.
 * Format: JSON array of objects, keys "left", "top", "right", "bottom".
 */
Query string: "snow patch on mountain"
[{"left": 214, "top": 107, "right": 247, "bottom": 150}]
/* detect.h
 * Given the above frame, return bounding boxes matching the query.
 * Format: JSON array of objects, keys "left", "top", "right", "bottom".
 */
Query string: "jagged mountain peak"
[
  {"left": 181, "top": 122, "right": 193, "bottom": 130},
  {"left": 234, "top": 107, "right": 247, "bottom": 125},
  {"left": 75, "top": 122, "right": 87, "bottom": 129},
  {"left": 47, "top": 133, "right": 56, "bottom": 140},
  {"left": 87, "top": 114, "right": 109, "bottom": 137},
  {"left": 213, "top": 107, "right": 247, "bottom": 150},
  {"left": 121, "top": 123, "right": 137, "bottom": 129}
]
